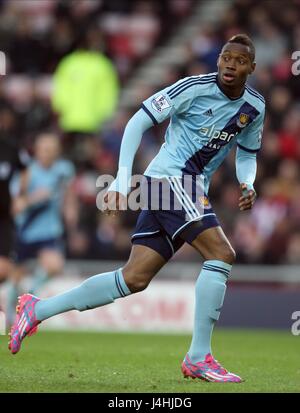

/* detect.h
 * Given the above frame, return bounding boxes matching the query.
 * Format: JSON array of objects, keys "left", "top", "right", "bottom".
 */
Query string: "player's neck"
[{"left": 216, "top": 76, "right": 245, "bottom": 100}]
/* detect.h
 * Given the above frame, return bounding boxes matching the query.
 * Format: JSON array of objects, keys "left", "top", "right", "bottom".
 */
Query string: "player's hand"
[
  {"left": 32, "top": 188, "right": 51, "bottom": 202},
  {"left": 238, "top": 183, "right": 256, "bottom": 211},
  {"left": 12, "top": 195, "right": 28, "bottom": 215},
  {"left": 103, "top": 191, "right": 127, "bottom": 216}
]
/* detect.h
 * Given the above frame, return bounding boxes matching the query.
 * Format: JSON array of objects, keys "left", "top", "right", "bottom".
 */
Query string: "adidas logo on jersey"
[{"left": 203, "top": 109, "right": 213, "bottom": 117}]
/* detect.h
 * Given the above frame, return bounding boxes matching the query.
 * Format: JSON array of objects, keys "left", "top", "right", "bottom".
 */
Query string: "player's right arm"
[
  {"left": 104, "top": 76, "right": 199, "bottom": 214},
  {"left": 103, "top": 109, "right": 154, "bottom": 214}
]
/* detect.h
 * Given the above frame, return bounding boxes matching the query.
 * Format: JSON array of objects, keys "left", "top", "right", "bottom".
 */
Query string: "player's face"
[
  {"left": 217, "top": 43, "right": 255, "bottom": 90},
  {"left": 35, "top": 136, "right": 60, "bottom": 167}
]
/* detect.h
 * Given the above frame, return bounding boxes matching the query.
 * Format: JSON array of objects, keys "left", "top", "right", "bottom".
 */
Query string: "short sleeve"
[
  {"left": 141, "top": 76, "right": 199, "bottom": 124},
  {"left": 237, "top": 106, "right": 265, "bottom": 153}
]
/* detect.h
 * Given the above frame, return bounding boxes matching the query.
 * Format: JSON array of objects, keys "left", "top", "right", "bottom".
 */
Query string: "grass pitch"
[{"left": 0, "top": 329, "right": 299, "bottom": 393}]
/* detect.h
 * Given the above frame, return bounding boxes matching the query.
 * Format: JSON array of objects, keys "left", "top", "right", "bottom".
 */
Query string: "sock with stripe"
[
  {"left": 188, "top": 260, "right": 231, "bottom": 362},
  {"left": 34, "top": 268, "right": 131, "bottom": 321}
]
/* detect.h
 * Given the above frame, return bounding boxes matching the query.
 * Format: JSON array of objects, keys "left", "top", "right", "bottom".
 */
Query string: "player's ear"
[{"left": 249, "top": 61, "right": 256, "bottom": 75}]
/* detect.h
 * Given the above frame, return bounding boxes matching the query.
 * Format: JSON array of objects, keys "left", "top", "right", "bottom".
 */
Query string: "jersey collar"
[{"left": 216, "top": 75, "right": 245, "bottom": 101}]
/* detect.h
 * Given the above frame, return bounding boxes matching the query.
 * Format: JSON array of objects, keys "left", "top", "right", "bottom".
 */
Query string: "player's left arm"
[
  {"left": 236, "top": 106, "right": 265, "bottom": 211},
  {"left": 236, "top": 149, "right": 257, "bottom": 211}
]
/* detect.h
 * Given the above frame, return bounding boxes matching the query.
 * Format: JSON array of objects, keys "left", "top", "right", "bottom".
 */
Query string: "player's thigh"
[
  {"left": 10, "top": 264, "right": 26, "bottom": 282},
  {"left": 122, "top": 244, "right": 167, "bottom": 293},
  {"left": 191, "top": 226, "right": 236, "bottom": 264},
  {"left": 38, "top": 249, "right": 65, "bottom": 275}
]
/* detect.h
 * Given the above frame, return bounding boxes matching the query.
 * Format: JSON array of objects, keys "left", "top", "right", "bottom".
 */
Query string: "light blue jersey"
[
  {"left": 16, "top": 159, "right": 75, "bottom": 243},
  {"left": 141, "top": 72, "right": 265, "bottom": 193}
]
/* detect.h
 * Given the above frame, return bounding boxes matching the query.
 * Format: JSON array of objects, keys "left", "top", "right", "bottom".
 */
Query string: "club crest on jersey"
[
  {"left": 237, "top": 113, "right": 249, "bottom": 128},
  {"left": 198, "top": 195, "right": 210, "bottom": 208},
  {"left": 151, "top": 95, "right": 171, "bottom": 113}
]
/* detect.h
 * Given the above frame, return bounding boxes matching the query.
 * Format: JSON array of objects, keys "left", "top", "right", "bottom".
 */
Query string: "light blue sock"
[
  {"left": 188, "top": 260, "right": 231, "bottom": 362},
  {"left": 29, "top": 267, "right": 49, "bottom": 295},
  {"left": 35, "top": 268, "right": 131, "bottom": 321}
]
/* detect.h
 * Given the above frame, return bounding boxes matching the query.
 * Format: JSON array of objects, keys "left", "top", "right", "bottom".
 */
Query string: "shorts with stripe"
[
  {"left": 14, "top": 237, "right": 64, "bottom": 264},
  {"left": 131, "top": 176, "right": 220, "bottom": 261}
]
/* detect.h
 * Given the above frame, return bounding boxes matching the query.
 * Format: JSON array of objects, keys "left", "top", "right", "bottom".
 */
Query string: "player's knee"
[
  {"left": 122, "top": 267, "right": 153, "bottom": 293},
  {"left": 125, "top": 274, "right": 150, "bottom": 293},
  {"left": 204, "top": 242, "right": 236, "bottom": 264},
  {"left": 220, "top": 245, "right": 236, "bottom": 264},
  {"left": 40, "top": 253, "right": 64, "bottom": 276}
]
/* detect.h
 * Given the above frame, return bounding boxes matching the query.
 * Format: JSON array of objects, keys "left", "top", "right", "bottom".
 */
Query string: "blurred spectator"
[
  {"left": 250, "top": 178, "right": 289, "bottom": 240},
  {"left": 233, "top": 215, "right": 265, "bottom": 263},
  {"left": 100, "top": 1, "right": 160, "bottom": 79},
  {"left": 100, "top": 110, "right": 132, "bottom": 158},
  {"left": 267, "top": 86, "right": 292, "bottom": 131},
  {"left": 277, "top": 108, "right": 300, "bottom": 160},
  {"left": 51, "top": 27, "right": 119, "bottom": 136},
  {"left": 286, "top": 233, "right": 300, "bottom": 264},
  {"left": 253, "top": 22, "right": 287, "bottom": 68},
  {"left": 190, "top": 27, "right": 222, "bottom": 72},
  {"left": 88, "top": 214, "right": 131, "bottom": 259}
]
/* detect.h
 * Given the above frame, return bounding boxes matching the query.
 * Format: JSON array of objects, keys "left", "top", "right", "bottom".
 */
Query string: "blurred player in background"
[
  {"left": 6, "top": 133, "right": 77, "bottom": 325},
  {"left": 9, "top": 35, "right": 265, "bottom": 383}
]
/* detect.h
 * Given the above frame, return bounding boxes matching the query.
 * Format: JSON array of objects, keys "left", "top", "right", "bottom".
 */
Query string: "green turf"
[{"left": 0, "top": 329, "right": 299, "bottom": 392}]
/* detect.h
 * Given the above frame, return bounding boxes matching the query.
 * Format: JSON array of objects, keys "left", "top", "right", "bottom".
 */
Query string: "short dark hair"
[{"left": 227, "top": 34, "right": 255, "bottom": 62}]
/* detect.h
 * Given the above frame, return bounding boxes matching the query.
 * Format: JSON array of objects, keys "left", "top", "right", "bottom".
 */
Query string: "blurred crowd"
[{"left": 0, "top": 0, "right": 299, "bottom": 264}]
